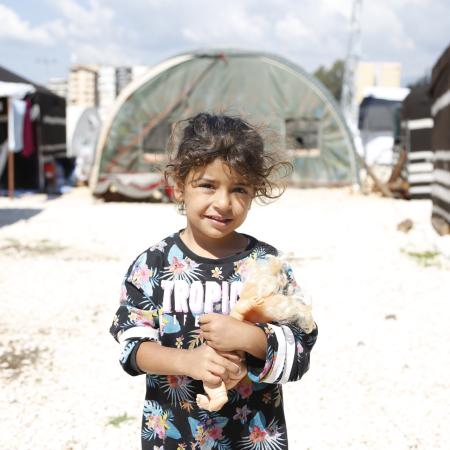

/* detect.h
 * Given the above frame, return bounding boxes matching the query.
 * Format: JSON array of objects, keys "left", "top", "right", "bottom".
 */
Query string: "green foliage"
[
  {"left": 407, "top": 72, "right": 431, "bottom": 89},
  {"left": 0, "top": 238, "right": 66, "bottom": 255},
  {"left": 107, "top": 412, "right": 135, "bottom": 428},
  {"left": 401, "top": 249, "right": 441, "bottom": 267},
  {"left": 313, "top": 59, "right": 345, "bottom": 102}
]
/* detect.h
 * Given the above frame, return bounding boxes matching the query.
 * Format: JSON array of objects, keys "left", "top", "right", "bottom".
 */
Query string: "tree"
[
  {"left": 313, "top": 59, "right": 345, "bottom": 102},
  {"left": 407, "top": 71, "right": 431, "bottom": 89}
]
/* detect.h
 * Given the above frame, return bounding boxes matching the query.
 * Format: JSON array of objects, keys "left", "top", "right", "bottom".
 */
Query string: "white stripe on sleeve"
[
  {"left": 279, "top": 326, "right": 296, "bottom": 383},
  {"left": 118, "top": 326, "right": 160, "bottom": 344},
  {"left": 262, "top": 324, "right": 286, "bottom": 383}
]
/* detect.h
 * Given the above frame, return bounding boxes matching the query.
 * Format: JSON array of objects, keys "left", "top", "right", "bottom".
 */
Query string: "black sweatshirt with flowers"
[{"left": 110, "top": 232, "right": 318, "bottom": 450}]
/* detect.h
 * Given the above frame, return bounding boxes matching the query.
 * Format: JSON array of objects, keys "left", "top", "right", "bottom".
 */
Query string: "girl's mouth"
[{"left": 204, "top": 215, "right": 232, "bottom": 225}]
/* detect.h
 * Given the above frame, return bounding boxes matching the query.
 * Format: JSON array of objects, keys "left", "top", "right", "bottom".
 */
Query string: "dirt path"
[{"left": 0, "top": 187, "right": 448, "bottom": 449}]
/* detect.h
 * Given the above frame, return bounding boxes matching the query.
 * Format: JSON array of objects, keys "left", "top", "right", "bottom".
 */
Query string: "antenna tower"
[{"left": 341, "top": 0, "right": 363, "bottom": 127}]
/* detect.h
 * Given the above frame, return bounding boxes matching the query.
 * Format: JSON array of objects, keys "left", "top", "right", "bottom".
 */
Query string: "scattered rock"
[
  {"left": 397, "top": 218, "right": 413, "bottom": 233},
  {"left": 0, "top": 341, "right": 44, "bottom": 373}
]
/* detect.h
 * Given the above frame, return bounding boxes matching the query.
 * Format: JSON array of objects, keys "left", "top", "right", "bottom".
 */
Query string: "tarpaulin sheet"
[{"left": 93, "top": 51, "right": 358, "bottom": 198}]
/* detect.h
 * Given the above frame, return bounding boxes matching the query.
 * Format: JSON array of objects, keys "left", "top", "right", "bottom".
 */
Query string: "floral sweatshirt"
[{"left": 110, "top": 232, "right": 318, "bottom": 450}]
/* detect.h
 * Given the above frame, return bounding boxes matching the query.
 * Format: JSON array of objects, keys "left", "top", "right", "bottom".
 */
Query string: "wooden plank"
[{"left": 356, "top": 153, "right": 393, "bottom": 197}]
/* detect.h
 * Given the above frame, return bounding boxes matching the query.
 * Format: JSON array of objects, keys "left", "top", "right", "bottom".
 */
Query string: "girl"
[{"left": 110, "top": 113, "right": 318, "bottom": 450}]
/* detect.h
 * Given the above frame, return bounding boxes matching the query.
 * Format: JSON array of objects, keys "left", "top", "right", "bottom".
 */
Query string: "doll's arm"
[{"left": 230, "top": 297, "right": 263, "bottom": 321}]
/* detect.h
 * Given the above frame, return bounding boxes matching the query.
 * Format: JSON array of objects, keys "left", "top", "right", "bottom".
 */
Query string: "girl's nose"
[{"left": 214, "top": 190, "right": 231, "bottom": 210}]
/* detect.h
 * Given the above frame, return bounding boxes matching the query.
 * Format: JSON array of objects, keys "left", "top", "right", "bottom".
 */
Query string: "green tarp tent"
[{"left": 91, "top": 50, "right": 358, "bottom": 199}]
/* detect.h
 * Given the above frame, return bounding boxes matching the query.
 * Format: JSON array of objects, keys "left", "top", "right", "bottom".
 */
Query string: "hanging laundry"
[
  {"left": 22, "top": 98, "right": 35, "bottom": 157},
  {"left": 0, "top": 140, "right": 8, "bottom": 178},
  {"left": 7, "top": 98, "right": 26, "bottom": 152}
]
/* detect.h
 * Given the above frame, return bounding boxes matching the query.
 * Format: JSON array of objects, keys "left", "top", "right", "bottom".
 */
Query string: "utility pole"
[{"left": 340, "top": 0, "right": 363, "bottom": 128}]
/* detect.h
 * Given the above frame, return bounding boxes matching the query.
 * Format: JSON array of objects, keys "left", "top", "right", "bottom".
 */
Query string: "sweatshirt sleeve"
[
  {"left": 246, "top": 261, "right": 318, "bottom": 384},
  {"left": 109, "top": 250, "right": 162, "bottom": 376}
]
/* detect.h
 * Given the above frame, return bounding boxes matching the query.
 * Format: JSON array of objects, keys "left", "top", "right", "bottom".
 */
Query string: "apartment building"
[{"left": 67, "top": 65, "right": 98, "bottom": 107}]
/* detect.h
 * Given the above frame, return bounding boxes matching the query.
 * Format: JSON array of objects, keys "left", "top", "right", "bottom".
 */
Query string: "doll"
[{"left": 196, "top": 256, "right": 315, "bottom": 411}]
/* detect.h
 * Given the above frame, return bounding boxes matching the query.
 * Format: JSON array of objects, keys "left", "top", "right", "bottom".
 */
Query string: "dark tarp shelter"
[
  {"left": 359, "top": 97, "right": 400, "bottom": 133},
  {"left": 430, "top": 44, "right": 450, "bottom": 234},
  {"left": 400, "top": 84, "right": 434, "bottom": 199},
  {"left": 0, "top": 66, "right": 66, "bottom": 191},
  {"left": 358, "top": 87, "right": 409, "bottom": 166},
  {"left": 91, "top": 50, "right": 358, "bottom": 199}
]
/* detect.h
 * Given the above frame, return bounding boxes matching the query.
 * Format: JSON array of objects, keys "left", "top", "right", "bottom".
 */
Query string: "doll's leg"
[{"left": 196, "top": 381, "right": 229, "bottom": 412}]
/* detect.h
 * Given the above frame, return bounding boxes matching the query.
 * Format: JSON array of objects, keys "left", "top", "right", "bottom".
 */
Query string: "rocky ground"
[{"left": 0, "top": 187, "right": 449, "bottom": 450}]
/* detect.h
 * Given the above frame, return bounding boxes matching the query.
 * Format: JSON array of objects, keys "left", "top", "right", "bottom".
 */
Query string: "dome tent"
[{"left": 91, "top": 50, "right": 358, "bottom": 199}]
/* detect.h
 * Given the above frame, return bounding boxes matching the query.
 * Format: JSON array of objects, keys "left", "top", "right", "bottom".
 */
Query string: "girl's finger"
[
  {"left": 199, "top": 323, "right": 211, "bottom": 331},
  {"left": 209, "top": 363, "right": 228, "bottom": 380},
  {"left": 207, "top": 340, "right": 224, "bottom": 352},
  {"left": 214, "top": 354, "right": 240, "bottom": 375},
  {"left": 201, "top": 331, "right": 210, "bottom": 342},
  {"left": 206, "top": 338, "right": 222, "bottom": 350},
  {"left": 205, "top": 373, "right": 222, "bottom": 386},
  {"left": 218, "top": 351, "right": 244, "bottom": 363},
  {"left": 198, "top": 314, "right": 212, "bottom": 325}
]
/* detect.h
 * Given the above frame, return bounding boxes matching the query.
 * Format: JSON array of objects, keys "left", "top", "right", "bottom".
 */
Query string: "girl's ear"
[{"left": 173, "top": 182, "right": 184, "bottom": 203}]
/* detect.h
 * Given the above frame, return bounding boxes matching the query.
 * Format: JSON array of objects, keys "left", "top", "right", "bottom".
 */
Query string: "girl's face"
[{"left": 176, "top": 158, "right": 254, "bottom": 244}]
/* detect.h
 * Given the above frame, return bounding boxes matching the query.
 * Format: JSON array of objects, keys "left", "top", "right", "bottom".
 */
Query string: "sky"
[{"left": 1, "top": 0, "right": 449, "bottom": 86}]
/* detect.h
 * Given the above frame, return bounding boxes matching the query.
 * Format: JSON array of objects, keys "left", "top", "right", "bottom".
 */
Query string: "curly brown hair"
[{"left": 165, "top": 113, "right": 292, "bottom": 202}]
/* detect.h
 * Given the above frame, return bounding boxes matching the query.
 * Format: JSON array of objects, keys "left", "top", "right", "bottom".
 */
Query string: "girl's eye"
[
  {"left": 234, "top": 187, "right": 248, "bottom": 194},
  {"left": 198, "top": 183, "right": 214, "bottom": 190}
]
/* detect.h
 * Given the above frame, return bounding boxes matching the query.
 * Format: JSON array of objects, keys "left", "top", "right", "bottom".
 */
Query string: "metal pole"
[{"left": 341, "top": 0, "right": 363, "bottom": 126}]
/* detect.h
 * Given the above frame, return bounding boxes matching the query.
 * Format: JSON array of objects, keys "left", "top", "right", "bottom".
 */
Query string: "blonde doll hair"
[{"left": 240, "top": 256, "right": 315, "bottom": 333}]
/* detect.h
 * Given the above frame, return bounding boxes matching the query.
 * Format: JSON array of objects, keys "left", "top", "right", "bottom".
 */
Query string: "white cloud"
[
  {"left": 181, "top": 4, "right": 269, "bottom": 45},
  {"left": 0, "top": 4, "right": 52, "bottom": 45},
  {"left": 1, "top": 0, "right": 449, "bottom": 84},
  {"left": 48, "top": 0, "right": 119, "bottom": 40},
  {"left": 71, "top": 42, "right": 135, "bottom": 66},
  {"left": 320, "top": 0, "right": 353, "bottom": 18},
  {"left": 43, "top": 0, "right": 138, "bottom": 65},
  {"left": 274, "top": 13, "right": 315, "bottom": 42}
]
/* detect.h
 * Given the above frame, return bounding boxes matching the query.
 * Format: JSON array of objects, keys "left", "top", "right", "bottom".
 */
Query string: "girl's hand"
[
  {"left": 199, "top": 313, "right": 248, "bottom": 352},
  {"left": 185, "top": 344, "right": 240, "bottom": 385},
  {"left": 217, "top": 350, "right": 244, "bottom": 365},
  {"left": 218, "top": 350, "right": 247, "bottom": 387}
]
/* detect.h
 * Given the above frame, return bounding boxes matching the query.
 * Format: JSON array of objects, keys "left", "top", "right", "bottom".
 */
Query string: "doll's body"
[{"left": 196, "top": 256, "right": 315, "bottom": 411}]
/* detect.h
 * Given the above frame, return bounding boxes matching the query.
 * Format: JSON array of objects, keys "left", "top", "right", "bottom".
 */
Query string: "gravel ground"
[{"left": 0, "top": 187, "right": 449, "bottom": 450}]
